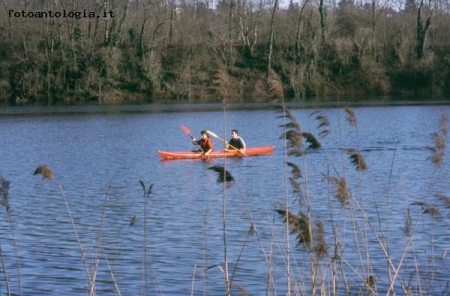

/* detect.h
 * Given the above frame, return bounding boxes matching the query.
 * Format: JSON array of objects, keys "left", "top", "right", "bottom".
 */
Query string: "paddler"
[{"left": 193, "top": 130, "right": 214, "bottom": 155}]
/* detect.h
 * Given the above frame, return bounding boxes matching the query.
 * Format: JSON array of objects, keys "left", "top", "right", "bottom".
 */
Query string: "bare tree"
[
  {"left": 416, "top": 0, "right": 433, "bottom": 59},
  {"left": 295, "top": 0, "right": 312, "bottom": 62},
  {"left": 236, "top": 0, "right": 262, "bottom": 57},
  {"left": 228, "top": 0, "right": 237, "bottom": 68},
  {"left": 267, "top": 0, "right": 278, "bottom": 72},
  {"left": 112, "top": 0, "right": 130, "bottom": 47},
  {"left": 318, "top": 0, "right": 326, "bottom": 43},
  {"left": 370, "top": 0, "right": 391, "bottom": 56}
]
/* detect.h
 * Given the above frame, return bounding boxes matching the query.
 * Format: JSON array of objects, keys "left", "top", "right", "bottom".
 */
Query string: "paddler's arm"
[{"left": 225, "top": 141, "right": 234, "bottom": 150}]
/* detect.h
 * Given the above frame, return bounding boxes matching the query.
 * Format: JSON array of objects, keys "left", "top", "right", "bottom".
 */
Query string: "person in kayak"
[
  {"left": 193, "top": 130, "right": 214, "bottom": 155},
  {"left": 226, "top": 129, "right": 246, "bottom": 152}
]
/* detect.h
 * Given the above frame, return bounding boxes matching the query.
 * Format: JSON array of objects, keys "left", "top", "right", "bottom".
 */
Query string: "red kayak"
[{"left": 158, "top": 146, "right": 275, "bottom": 160}]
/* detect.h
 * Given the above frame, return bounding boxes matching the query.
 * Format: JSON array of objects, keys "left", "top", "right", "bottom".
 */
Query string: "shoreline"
[{"left": 1, "top": 99, "right": 450, "bottom": 116}]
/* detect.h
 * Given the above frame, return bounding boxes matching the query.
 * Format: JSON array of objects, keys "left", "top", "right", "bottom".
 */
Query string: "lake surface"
[{"left": 1, "top": 103, "right": 449, "bottom": 295}]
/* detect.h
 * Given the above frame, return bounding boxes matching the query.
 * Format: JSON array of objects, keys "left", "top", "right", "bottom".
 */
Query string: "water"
[{"left": 0, "top": 104, "right": 449, "bottom": 295}]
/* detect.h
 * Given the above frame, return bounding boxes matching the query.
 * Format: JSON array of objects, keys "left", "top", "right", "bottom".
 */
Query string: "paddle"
[
  {"left": 181, "top": 125, "right": 204, "bottom": 153},
  {"left": 206, "top": 130, "right": 247, "bottom": 156},
  {"left": 181, "top": 125, "right": 195, "bottom": 141}
]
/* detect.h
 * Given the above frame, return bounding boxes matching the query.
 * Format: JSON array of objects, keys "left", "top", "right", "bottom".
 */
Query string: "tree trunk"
[
  {"left": 295, "top": 0, "right": 310, "bottom": 63},
  {"left": 318, "top": 0, "right": 326, "bottom": 43},
  {"left": 113, "top": 0, "right": 130, "bottom": 47},
  {"left": 416, "top": 0, "right": 432, "bottom": 59},
  {"left": 228, "top": 0, "right": 236, "bottom": 68},
  {"left": 267, "top": 0, "right": 278, "bottom": 73},
  {"left": 371, "top": 0, "right": 376, "bottom": 56},
  {"left": 138, "top": 18, "right": 149, "bottom": 59}
]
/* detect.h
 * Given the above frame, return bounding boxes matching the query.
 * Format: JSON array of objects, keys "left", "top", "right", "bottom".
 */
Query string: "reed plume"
[
  {"left": 286, "top": 153, "right": 303, "bottom": 201},
  {"left": 233, "top": 283, "right": 251, "bottom": 296},
  {"left": 280, "top": 121, "right": 301, "bottom": 132},
  {"left": 426, "top": 110, "right": 447, "bottom": 167},
  {"left": 139, "top": 180, "right": 146, "bottom": 193},
  {"left": 129, "top": 215, "right": 137, "bottom": 227},
  {"left": 365, "top": 275, "right": 376, "bottom": 289},
  {"left": 286, "top": 162, "right": 302, "bottom": 179},
  {"left": 275, "top": 206, "right": 311, "bottom": 246},
  {"left": 302, "top": 132, "right": 321, "bottom": 150},
  {"left": 403, "top": 208, "right": 412, "bottom": 236},
  {"left": 426, "top": 149, "right": 444, "bottom": 167},
  {"left": 274, "top": 105, "right": 297, "bottom": 125},
  {"left": 280, "top": 129, "right": 303, "bottom": 150},
  {"left": 0, "top": 176, "right": 10, "bottom": 213},
  {"left": 277, "top": 106, "right": 322, "bottom": 154},
  {"left": 247, "top": 222, "right": 256, "bottom": 236},
  {"left": 310, "top": 110, "right": 330, "bottom": 138},
  {"left": 439, "top": 109, "right": 448, "bottom": 136},
  {"left": 33, "top": 165, "right": 54, "bottom": 181},
  {"left": 410, "top": 202, "right": 440, "bottom": 218},
  {"left": 326, "top": 176, "right": 350, "bottom": 207},
  {"left": 208, "top": 165, "right": 235, "bottom": 183},
  {"left": 435, "top": 194, "right": 450, "bottom": 208},
  {"left": 276, "top": 105, "right": 304, "bottom": 155},
  {"left": 275, "top": 205, "right": 327, "bottom": 259},
  {"left": 139, "top": 180, "right": 153, "bottom": 197},
  {"left": 312, "top": 219, "right": 327, "bottom": 260},
  {"left": 343, "top": 148, "right": 368, "bottom": 171},
  {"left": 289, "top": 177, "right": 303, "bottom": 202},
  {"left": 344, "top": 107, "right": 357, "bottom": 126}
]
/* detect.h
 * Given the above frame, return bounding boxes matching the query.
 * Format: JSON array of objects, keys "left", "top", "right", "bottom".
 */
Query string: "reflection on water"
[{"left": 0, "top": 104, "right": 449, "bottom": 295}]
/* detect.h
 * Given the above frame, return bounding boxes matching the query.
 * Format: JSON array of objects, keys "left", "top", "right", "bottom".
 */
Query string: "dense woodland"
[{"left": 0, "top": 0, "right": 449, "bottom": 105}]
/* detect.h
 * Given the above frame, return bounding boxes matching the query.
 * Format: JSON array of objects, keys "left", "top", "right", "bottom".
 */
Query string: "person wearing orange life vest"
[{"left": 193, "top": 130, "right": 214, "bottom": 155}]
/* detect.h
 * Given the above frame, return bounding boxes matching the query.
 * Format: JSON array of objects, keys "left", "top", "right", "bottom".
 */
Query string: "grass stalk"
[
  {"left": 0, "top": 247, "right": 11, "bottom": 295},
  {"left": 190, "top": 265, "right": 196, "bottom": 296},
  {"left": 0, "top": 175, "right": 22, "bottom": 296},
  {"left": 90, "top": 186, "right": 112, "bottom": 296},
  {"left": 139, "top": 181, "right": 153, "bottom": 295},
  {"left": 101, "top": 247, "right": 122, "bottom": 295},
  {"left": 57, "top": 181, "right": 93, "bottom": 289}
]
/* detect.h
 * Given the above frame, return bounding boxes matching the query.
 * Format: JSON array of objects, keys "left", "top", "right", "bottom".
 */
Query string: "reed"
[
  {"left": 205, "top": 162, "right": 278, "bottom": 295},
  {"left": 310, "top": 110, "right": 331, "bottom": 138},
  {"left": 0, "top": 176, "right": 11, "bottom": 213},
  {"left": 301, "top": 132, "right": 322, "bottom": 150},
  {"left": 208, "top": 165, "right": 235, "bottom": 183},
  {"left": 272, "top": 105, "right": 450, "bottom": 295},
  {"left": 0, "top": 175, "right": 23, "bottom": 295},
  {"left": 326, "top": 176, "right": 350, "bottom": 208},
  {"left": 286, "top": 161, "right": 302, "bottom": 179},
  {"left": 344, "top": 107, "right": 357, "bottom": 127},
  {"left": 30, "top": 167, "right": 162, "bottom": 295},
  {"left": 207, "top": 164, "right": 232, "bottom": 295},
  {"left": 435, "top": 194, "right": 450, "bottom": 208},
  {"left": 0, "top": 176, "right": 12, "bottom": 295},
  {"left": 425, "top": 110, "right": 447, "bottom": 167},
  {"left": 33, "top": 165, "right": 100, "bottom": 295},
  {"left": 2, "top": 107, "right": 449, "bottom": 295},
  {"left": 138, "top": 180, "right": 155, "bottom": 294},
  {"left": 33, "top": 164, "right": 54, "bottom": 181},
  {"left": 342, "top": 148, "right": 368, "bottom": 171}
]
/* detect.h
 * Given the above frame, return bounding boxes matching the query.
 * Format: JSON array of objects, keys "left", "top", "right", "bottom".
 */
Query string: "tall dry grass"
[
  {"left": 272, "top": 105, "right": 449, "bottom": 296},
  {"left": 1, "top": 108, "right": 449, "bottom": 295}
]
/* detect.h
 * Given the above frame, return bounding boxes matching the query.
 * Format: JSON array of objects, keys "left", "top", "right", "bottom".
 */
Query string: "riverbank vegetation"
[{"left": 0, "top": 0, "right": 449, "bottom": 105}]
